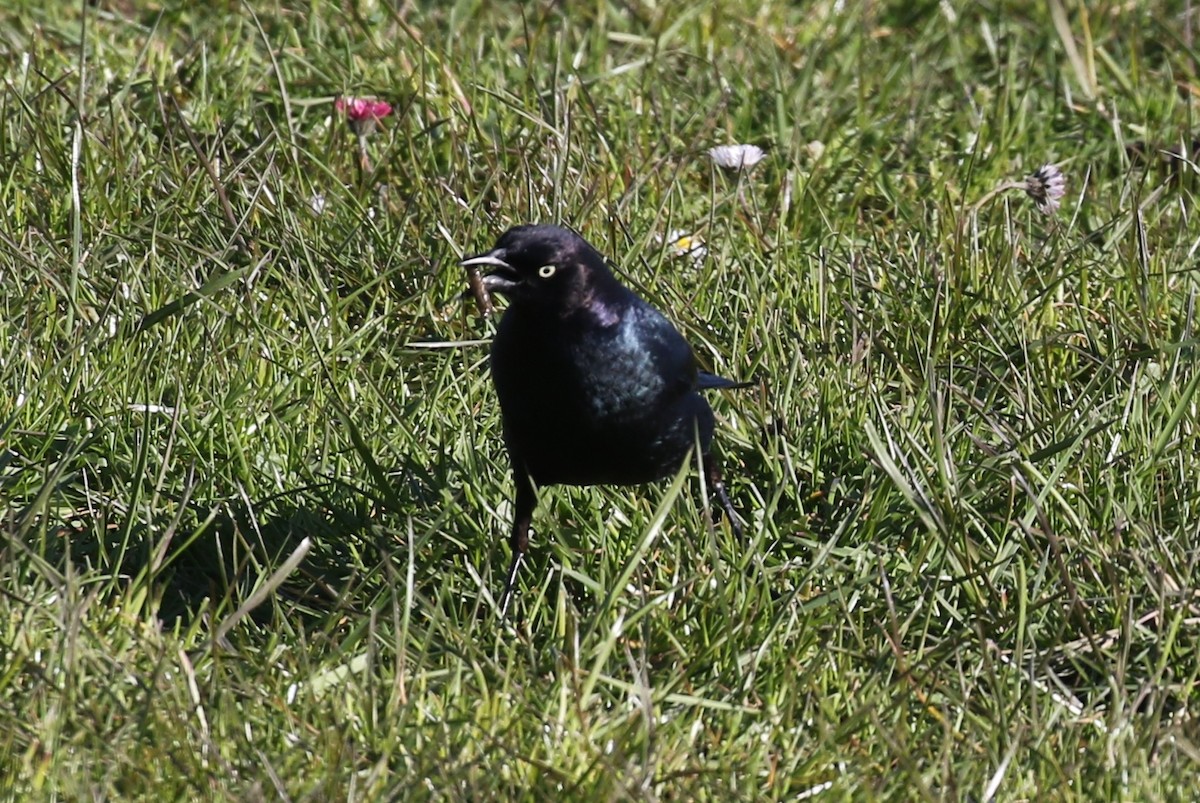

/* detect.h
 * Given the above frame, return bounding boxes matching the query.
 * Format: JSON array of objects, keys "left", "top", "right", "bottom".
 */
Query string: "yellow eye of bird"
[{"left": 538, "top": 265, "right": 556, "bottom": 279}]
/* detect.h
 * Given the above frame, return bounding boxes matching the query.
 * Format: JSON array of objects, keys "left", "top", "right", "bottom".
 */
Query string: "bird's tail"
[{"left": 698, "top": 371, "right": 755, "bottom": 390}]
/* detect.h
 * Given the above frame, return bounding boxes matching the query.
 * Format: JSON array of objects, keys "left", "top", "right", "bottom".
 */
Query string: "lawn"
[{"left": 2, "top": 0, "right": 1199, "bottom": 798}]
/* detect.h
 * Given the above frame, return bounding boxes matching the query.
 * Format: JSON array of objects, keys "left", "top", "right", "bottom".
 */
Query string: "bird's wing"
[
  {"left": 630, "top": 304, "right": 700, "bottom": 378},
  {"left": 697, "top": 371, "right": 754, "bottom": 391},
  {"left": 628, "top": 300, "right": 750, "bottom": 392}
]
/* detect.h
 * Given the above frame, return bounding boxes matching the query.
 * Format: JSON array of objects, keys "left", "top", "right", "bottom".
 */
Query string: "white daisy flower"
[
  {"left": 1024, "top": 164, "right": 1066, "bottom": 214},
  {"left": 708, "top": 143, "right": 766, "bottom": 172},
  {"left": 660, "top": 229, "right": 707, "bottom": 264}
]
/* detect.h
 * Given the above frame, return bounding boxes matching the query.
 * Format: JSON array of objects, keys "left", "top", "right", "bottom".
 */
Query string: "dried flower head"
[
  {"left": 708, "top": 144, "right": 766, "bottom": 172},
  {"left": 335, "top": 96, "right": 393, "bottom": 137},
  {"left": 1024, "top": 164, "right": 1066, "bottom": 214},
  {"left": 659, "top": 230, "right": 707, "bottom": 264}
]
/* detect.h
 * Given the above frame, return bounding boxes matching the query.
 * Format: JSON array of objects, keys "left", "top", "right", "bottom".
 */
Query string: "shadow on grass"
[{"left": 1, "top": 457, "right": 458, "bottom": 633}]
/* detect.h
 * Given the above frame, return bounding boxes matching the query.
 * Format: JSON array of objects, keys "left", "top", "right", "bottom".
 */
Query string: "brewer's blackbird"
[{"left": 461, "top": 224, "right": 748, "bottom": 616}]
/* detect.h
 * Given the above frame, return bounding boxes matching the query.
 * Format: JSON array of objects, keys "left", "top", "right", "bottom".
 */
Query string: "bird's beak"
[{"left": 460, "top": 250, "right": 521, "bottom": 294}]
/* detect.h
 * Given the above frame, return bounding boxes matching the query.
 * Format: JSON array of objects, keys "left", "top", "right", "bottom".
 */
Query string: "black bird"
[{"left": 461, "top": 224, "right": 748, "bottom": 616}]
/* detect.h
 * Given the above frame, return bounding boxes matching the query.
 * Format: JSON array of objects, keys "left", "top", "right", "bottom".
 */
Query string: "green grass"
[{"left": 2, "top": 0, "right": 1199, "bottom": 798}]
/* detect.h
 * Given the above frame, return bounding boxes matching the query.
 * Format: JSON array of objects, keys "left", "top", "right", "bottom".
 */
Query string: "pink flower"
[
  {"left": 335, "top": 96, "right": 393, "bottom": 136},
  {"left": 1024, "top": 164, "right": 1066, "bottom": 215}
]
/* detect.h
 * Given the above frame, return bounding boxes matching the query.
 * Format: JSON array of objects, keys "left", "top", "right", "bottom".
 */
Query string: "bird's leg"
[
  {"left": 499, "top": 471, "right": 536, "bottom": 618},
  {"left": 704, "top": 452, "right": 743, "bottom": 537}
]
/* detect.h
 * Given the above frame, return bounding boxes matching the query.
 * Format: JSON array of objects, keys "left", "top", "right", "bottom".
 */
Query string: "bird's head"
[{"left": 460, "top": 224, "right": 615, "bottom": 310}]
